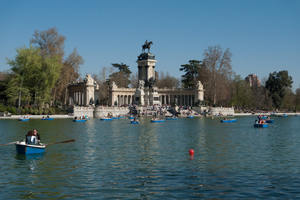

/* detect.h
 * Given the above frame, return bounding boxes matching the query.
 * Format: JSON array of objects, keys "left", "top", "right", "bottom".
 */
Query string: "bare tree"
[{"left": 203, "top": 45, "right": 233, "bottom": 104}]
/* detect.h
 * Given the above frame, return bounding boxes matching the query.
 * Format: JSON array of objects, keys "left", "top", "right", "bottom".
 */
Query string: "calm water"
[{"left": 1, "top": 116, "right": 300, "bottom": 199}]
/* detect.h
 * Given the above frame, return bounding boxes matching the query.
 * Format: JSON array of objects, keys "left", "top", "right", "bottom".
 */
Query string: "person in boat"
[
  {"left": 47, "top": 115, "right": 49, "bottom": 118},
  {"left": 255, "top": 120, "right": 258, "bottom": 124},
  {"left": 152, "top": 117, "right": 155, "bottom": 120},
  {"left": 82, "top": 116, "right": 85, "bottom": 119},
  {"left": 42, "top": 116, "right": 45, "bottom": 119},
  {"left": 33, "top": 129, "right": 41, "bottom": 143},
  {"left": 26, "top": 131, "right": 37, "bottom": 145},
  {"left": 74, "top": 116, "right": 77, "bottom": 120}
]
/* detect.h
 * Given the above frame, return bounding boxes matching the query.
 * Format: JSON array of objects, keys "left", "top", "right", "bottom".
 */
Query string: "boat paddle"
[
  {"left": 45, "top": 139, "right": 75, "bottom": 146},
  {"left": 0, "top": 141, "right": 19, "bottom": 147}
]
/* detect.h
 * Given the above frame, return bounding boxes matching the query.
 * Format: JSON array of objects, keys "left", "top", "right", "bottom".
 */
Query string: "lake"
[{"left": 1, "top": 116, "right": 300, "bottom": 199}]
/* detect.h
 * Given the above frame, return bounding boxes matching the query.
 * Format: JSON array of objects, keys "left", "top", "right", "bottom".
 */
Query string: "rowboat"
[
  {"left": 261, "top": 116, "right": 267, "bottom": 119},
  {"left": 220, "top": 119, "right": 236, "bottom": 123},
  {"left": 73, "top": 119, "right": 87, "bottom": 122},
  {"left": 151, "top": 120, "right": 164, "bottom": 123},
  {"left": 187, "top": 116, "right": 194, "bottom": 118},
  {"left": 271, "top": 113, "right": 277, "bottom": 116},
  {"left": 18, "top": 119, "right": 29, "bottom": 121},
  {"left": 294, "top": 114, "right": 299, "bottom": 116},
  {"left": 266, "top": 119, "right": 274, "bottom": 123},
  {"left": 100, "top": 118, "right": 113, "bottom": 121},
  {"left": 15, "top": 141, "right": 45, "bottom": 154},
  {"left": 166, "top": 117, "right": 178, "bottom": 120},
  {"left": 279, "top": 114, "right": 288, "bottom": 117},
  {"left": 41, "top": 118, "right": 53, "bottom": 121},
  {"left": 128, "top": 117, "right": 138, "bottom": 119},
  {"left": 131, "top": 121, "right": 139, "bottom": 124},
  {"left": 112, "top": 117, "right": 121, "bottom": 119},
  {"left": 120, "top": 116, "right": 125, "bottom": 118},
  {"left": 254, "top": 124, "right": 268, "bottom": 128}
]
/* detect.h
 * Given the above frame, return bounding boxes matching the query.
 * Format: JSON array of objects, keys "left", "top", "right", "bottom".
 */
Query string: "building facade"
[
  {"left": 67, "top": 74, "right": 99, "bottom": 106},
  {"left": 245, "top": 74, "right": 261, "bottom": 87},
  {"left": 108, "top": 41, "right": 205, "bottom": 106}
]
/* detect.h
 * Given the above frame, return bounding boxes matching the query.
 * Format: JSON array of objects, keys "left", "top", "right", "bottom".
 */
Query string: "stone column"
[{"left": 168, "top": 95, "right": 171, "bottom": 105}]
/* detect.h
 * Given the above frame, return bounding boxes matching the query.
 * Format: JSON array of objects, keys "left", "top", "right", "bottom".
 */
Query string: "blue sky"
[{"left": 1, "top": 0, "right": 299, "bottom": 90}]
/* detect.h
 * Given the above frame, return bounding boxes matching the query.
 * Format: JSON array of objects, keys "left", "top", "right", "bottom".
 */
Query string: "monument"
[{"left": 134, "top": 40, "right": 160, "bottom": 105}]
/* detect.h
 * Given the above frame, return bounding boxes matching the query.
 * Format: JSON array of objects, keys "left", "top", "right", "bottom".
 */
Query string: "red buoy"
[{"left": 189, "top": 149, "right": 194, "bottom": 155}]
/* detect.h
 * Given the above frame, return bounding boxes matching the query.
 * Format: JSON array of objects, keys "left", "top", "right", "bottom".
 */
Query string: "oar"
[
  {"left": 0, "top": 141, "right": 19, "bottom": 147},
  {"left": 46, "top": 139, "right": 75, "bottom": 146}
]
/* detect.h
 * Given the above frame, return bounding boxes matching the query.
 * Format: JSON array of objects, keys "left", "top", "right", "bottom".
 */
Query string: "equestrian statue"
[{"left": 142, "top": 40, "right": 153, "bottom": 53}]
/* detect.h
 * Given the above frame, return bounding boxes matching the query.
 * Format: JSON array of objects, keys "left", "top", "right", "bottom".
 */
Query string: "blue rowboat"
[
  {"left": 266, "top": 119, "right": 274, "bottom": 123},
  {"left": 254, "top": 124, "right": 268, "bottom": 128},
  {"left": 151, "top": 120, "right": 164, "bottom": 123},
  {"left": 279, "top": 114, "right": 288, "bottom": 117},
  {"left": 294, "top": 114, "right": 299, "bottom": 117},
  {"left": 261, "top": 116, "right": 267, "bottom": 119},
  {"left": 18, "top": 119, "right": 29, "bottom": 121},
  {"left": 131, "top": 121, "right": 139, "bottom": 124},
  {"left": 120, "top": 116, "right": 125, "bottom": 118},
  {"left": 112, "top": 117, "right": 121, "bottom": 119},
  {"left": 15, "top": 141, "right": 45, "bottom": 154},
  {"left": 41, "top": 118, "right": 53, "bottom": 121},
  {"left": 220, "top": 119, "right": 236, "bottom": 123},
  {"left": 128, "top": 117, "right": 138, "bottom": 119},
  {"left": 271, "top": 113, "right": 277, "bottom": 116},
  {"left": 166, "top": 118, "right": 178, "bottom": 120},
  {"left": 187, "top": 116, "right": 194, "bottom": 118},
  {"left": 100, "top": 118, "right": 113, "bottom": 121},
  {"left": 73, "top": 119, "right": 87, "bottom": 122}
]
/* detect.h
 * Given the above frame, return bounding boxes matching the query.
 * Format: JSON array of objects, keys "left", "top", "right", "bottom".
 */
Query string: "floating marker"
[{"left": 189, "top": 149, "right": 194, "bottom": 155}]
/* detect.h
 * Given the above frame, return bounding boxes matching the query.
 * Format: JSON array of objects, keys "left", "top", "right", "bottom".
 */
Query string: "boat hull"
[
  {"left": 112, "top": 117, "right": 121, "bottom": 119},
  {"left": 128, "top": 117, "right": 137, "bottom": 119},
  {"left": 151, "top": 120, "right": 164, "bottom": 123},
  {"left": 266, "top": 119, "right": 274, "bottom": 123},
  {"left": 73, "top": 119, "right": 87, "bottom": 122},
  {"left": 15, "top": 141, "right": 45, "bottom": 154},
  {"left": 221, "top": 119, "right": 236, "bottom": 123},
  {"left": 100, "top": 118, "right": 113, "bottom": 121},
  {"left": 131, "top": 121, "right": 139, "bottom": 124},
  {"left": 279, "top": 115, "right": 288, "bottom": 117},
  {"left": 261, "top": 116, "right": 267, "bottom": 119},
  {"left": 187, "top": 116, "right": 194, "bottom": 118},
  {"left": 166, "top": 118, "right": 178, "bottom": 120},
  {"left": 254, "top": 124, "right": 268, "bottom": 128},
  {"left": 18, "top": 119, "right": 29, "bottom": 121},
  {"left": 41, "top": 118, "right": 53, "bottom": 121}
]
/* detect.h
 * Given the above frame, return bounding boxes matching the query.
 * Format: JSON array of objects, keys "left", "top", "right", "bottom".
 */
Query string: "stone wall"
[
  {"left": 210, "top": 107, "right": 234, "bottom": 116},
  {"left": 94, "top": 107, "right": 130, "bottom": 118},
  {"left": 73, "top": 107, "right": 94, "bottom": 118}
]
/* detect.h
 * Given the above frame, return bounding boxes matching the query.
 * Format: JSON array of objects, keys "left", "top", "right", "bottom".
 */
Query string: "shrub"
[
  {"left": 34, "top": 108, "right": 39, "bottom": 115},
  {"left": 38, "top": 108, "right": 43, "bottom": 115},
  {"left": 49, "top": 108, "right": 55, "bottom": 114},
  {"left": 7, "top": 106, "right": 17, "bottom": 115},
  {"left": 0, "top": 104, "right": 6, "bottom": 112},
  {"left": 29, "top": 107, "right": 34, "bottom": 114},
  {"left": 43, "top": 108, "right": 49, "bottom": 115},
  {"left": 21, "top": 108, "right": 25, "bottom": 114},
  {"left": 24, "top": 106, "right": 30, "bottom": 114}
]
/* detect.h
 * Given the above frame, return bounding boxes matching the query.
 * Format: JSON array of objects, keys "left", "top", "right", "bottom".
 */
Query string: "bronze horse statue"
[{"left": 142, "top": 40, "right": 153, "bottom": 53}]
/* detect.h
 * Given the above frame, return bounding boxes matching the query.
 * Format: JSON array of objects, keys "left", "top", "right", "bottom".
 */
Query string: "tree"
[
  {"left": 5, "top": 45, "right": 61, "bottom": 106},
  {"left": 157, "top": 71, "right": 181, "bottom": 88},
  {"left": 202, "top": 45, "right": 233, "bottom": 104},
  {"left": 30, "top": 27, "right": 83, "bottom": 104},
  {"left": 179, "top": 60, "right": 201, "bottom": 88},
  {"left": 30, "top": 27, "right": 66, "bottom": 61},
  {"left": 108, "top": 63, "right": 132, "bottom": 88},
  {"left": 265, "top": 70, "right": 293, "bottom": 109}
]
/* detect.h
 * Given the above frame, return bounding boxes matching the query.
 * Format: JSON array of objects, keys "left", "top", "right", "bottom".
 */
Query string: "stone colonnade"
[{"left": 158, "top": 94, "right": 195, "bottom": 106}]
